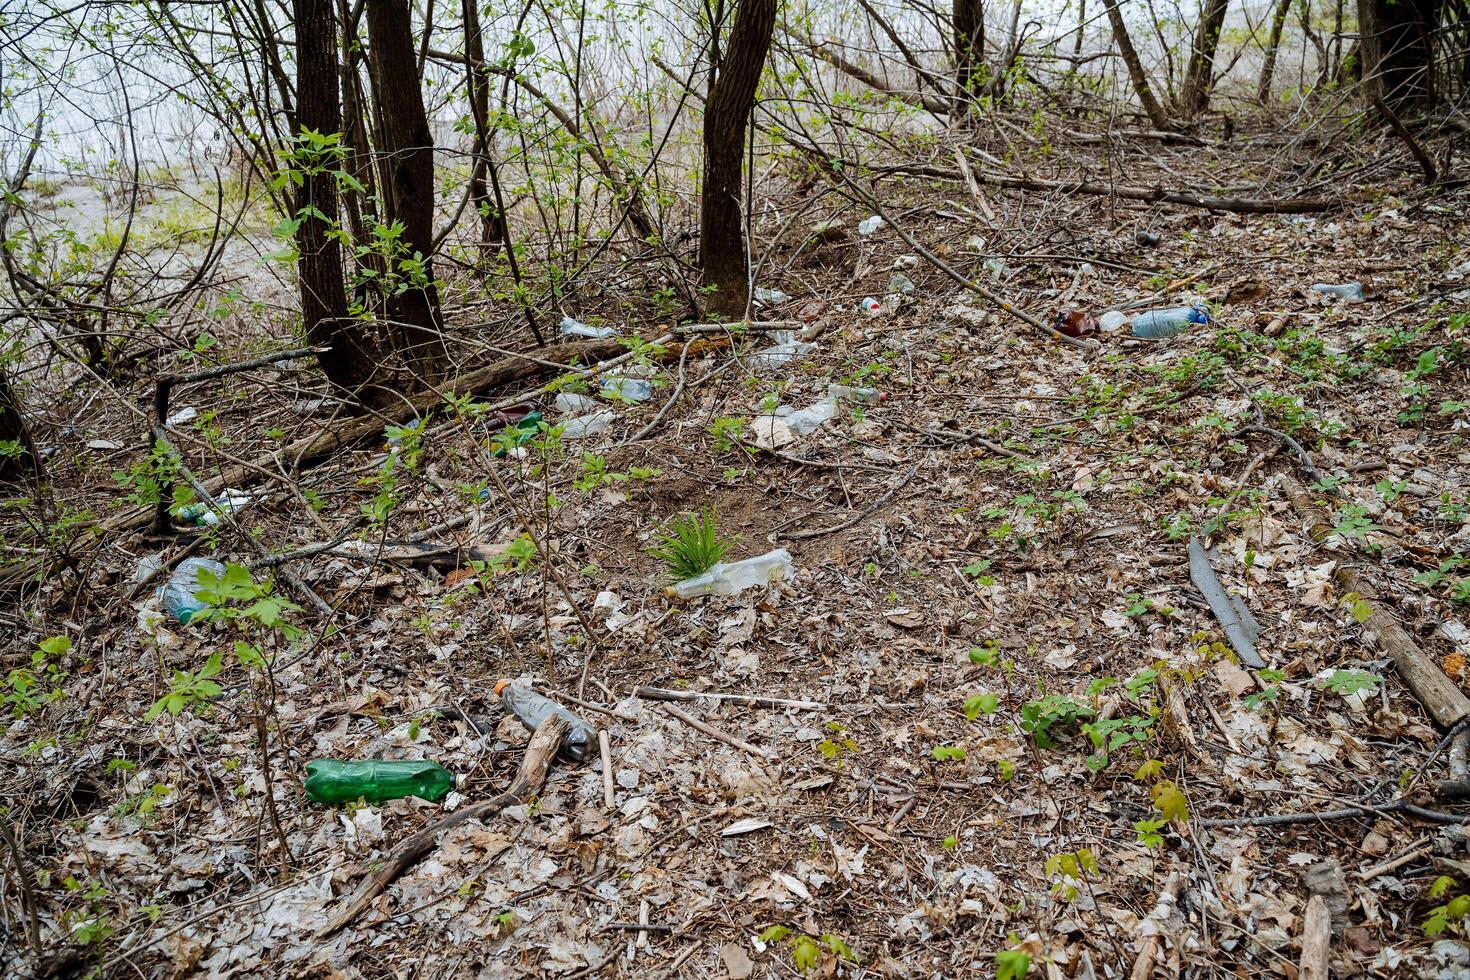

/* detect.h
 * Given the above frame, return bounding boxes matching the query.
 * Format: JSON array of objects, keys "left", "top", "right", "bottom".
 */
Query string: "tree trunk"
[
  {"left": 292, "top": 0, "right": 383, "bottom": 405},
  {"left": 1257, "top": 0, "right": 1294, "bottom": 102},
  {"left": 952, "top": 0, "right": 985, "bottom": 108},
  {"left": 1100, "top": 0, "right": 1172, "bottom": 130},
  {"left": 461, "top": 0, "right": 502, "bottom": 255},
  {"left": 1357, "top": 0, "right": 1437, "bottom": 111},
  {"left": 699, "top": 0, "right": 777, "bottom": 319},
  {"left": 1180, "top": 0, "right": 1231, "bottom": 117},
  {"left": 365, "top": 0, "right": 450, "bottom": 384},
  {"left": 0, "top": 372, "right": 38, "bottom": 482}
]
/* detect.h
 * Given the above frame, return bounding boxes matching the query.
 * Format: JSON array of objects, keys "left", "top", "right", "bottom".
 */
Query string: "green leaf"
[
  {"left": 791, "top": 934, "right": 821, "bottom": 973},
  {"left": 995, "top": 948, "right": 1031, "bottom": 980},
  {"left": 1430, "top": 875, "right": 1457, "bottom": 900},
  {"left": 758, "top": 924, "right": 791, "bottom": 943},
  {"left": 931, "top": 745, "right": 967, "bottom": 762},
  {"left": 963, "top": 693, "right": 999, "bottom": 719}
]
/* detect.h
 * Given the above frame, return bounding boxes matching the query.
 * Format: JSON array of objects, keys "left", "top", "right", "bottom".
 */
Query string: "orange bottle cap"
[{"left": 494, "top": 679, "right": 511, "bottom": 695}]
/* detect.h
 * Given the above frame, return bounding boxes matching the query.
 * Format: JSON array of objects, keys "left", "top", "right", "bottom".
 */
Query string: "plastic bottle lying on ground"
[
  {"left": 1098, "top": 311, "right": 1129, "bottom": 333},
  {"left": 496, "top": 680, "right": 596, "bottom": 761},
  {"left": 673, "top": 548, "right": 794, "bottom": 598},
  {"left": 600, "top": 377, "right": 653, "bottom": 402},
  {"left": 303, "top": 759, "right": 455, "bottom": 804},
  {"left": 160, "top": 557, "right": 226, "bottom": 624},
  {"left": 754, "top": 287, "right": 792, "bottom": 305},
  {"left": 749, "top": 340, "right": 815, "bottom": 370},
  {"left": 554, "top": 392, "right": 599, "bottom": 414},
  {"left": 1311, "top": 282, "right": 1365, "bottom": 303},
  {"left": 861, "top": 297, "right": 881, "bottom": 317},
  {"left": 1131, "top": 305, "right": 1210, "bottom": 338},
  {"left": 858, "top": 215, "right": 884, "bottom": 235},
  {"left": 560, "top": 411, "right": 615, "bottom": 439},
  {"left": 888, "top": 273, "right": 915, "bottom": 296},
  {"left": 783, "top": 400, "right": 839, "bottom": 436},
  {"left": 827, "top": 384, "right": 885, "bottom": 404},
  {"left": 559, "top": 316, "right": 619, "bottom": 339},
  {"left": 177, "top": 489, "right": 253, "bottom": 527}
]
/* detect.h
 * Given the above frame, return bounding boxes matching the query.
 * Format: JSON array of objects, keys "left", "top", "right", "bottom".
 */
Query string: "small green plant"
[
  {"left": 817, "top": 720, "right": 859, "bottom": 768},
  {"left": 758, "top": 925, "right": 858, "bottom": 973},
  {"left": 1320, "top": 669, "right": 1384, "bottom": 698},
  {"left": 648, "top": 507, "right": 730, "bottom": 582},
  {"left": 707, "top": 416, "right": 746, "bottom": 452},
  {"left": 1019, "top": 695, "right": 1093, "bottom": 749},
  {"left": 5, "top": 635, "right": 70, "bottom": 718},
  {"left": 1243, "top": 668, "right": 1285, "bottom": 710},
  {"left": 1423, "top": 876, "right": 1470, "bottom": 937},
  {"left": 1044, "top": 847, "right": 1099, "bottom": 901},
  {"left": 144, "top": 652, "right": 224, "bottom": 721},
  {"left": 995, "top": 943, "right": 1032, "bottom": 980}
]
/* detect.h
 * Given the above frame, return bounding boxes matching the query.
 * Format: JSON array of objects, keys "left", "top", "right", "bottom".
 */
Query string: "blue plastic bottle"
[
  {"left": 160, "top": 558, "right": 225, "bottom": 624},
  {"left": 1131, "top": 306, "right": 1210, "bottom": 338}
]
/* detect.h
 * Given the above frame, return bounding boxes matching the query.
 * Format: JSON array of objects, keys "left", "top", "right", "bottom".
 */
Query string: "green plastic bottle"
[{"left": 303, "top": 759, "right": 455, "bottom": 805}]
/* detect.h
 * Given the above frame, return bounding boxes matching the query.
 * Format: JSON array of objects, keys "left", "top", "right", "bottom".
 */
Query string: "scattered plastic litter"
[
  {"left": 1135, "top": 230, "right": 1161, "bottom": 247},
  {"left": 1311, "top": 282, "right": 1365, "bottom": 303},
  {"left": 559, "top": 316, "right": 618, "bottom": 339},
  {"left": 754, "top": 287, "right": 792, "bottom": 305},
  {"left": 559, "top": 411, "right": 615, "bottom": 439},
  {"left": 554, "top": 392, "right": 600, "bottom": 414},
  {"left": 1131, "top": 305, "right": 1210, "bottom": 338},
  {"left": 888, "top": 273, "right": 915, "bottom": 296},
  {"left": 177, "top": 489, "right": 254, "bottom": 527},
  {"left": 131, "top": 553, "right": 165, "bottom": 585},
  {"left": 861, "top": 297, "right": 882, "bottom": 317},
  {"left": 1054, "top": 309, "right": 1099, "bottom": 338},
  {"left": 304, "top": 759, "right": 455, "bottom": 805},
  {"left": 673, "top": 548, "right": 794, "bottom": 598},
  {"left": 1099, "top": 311, "right": 1129, "bottom": 332},
  {"left": 749, "top": 340, "right": 815, "bottom": 370},
  {"left": 827, "top": 384, "right": 884, "bottom": 404},
  {"left": 165, "top": 407, "right": 198, "bottom": 426},
  {"left": 893, "top": 255, "right": 919, "bottom": 270},
  {"left": 783, "top": 400, "right": 839, "bottom": 436},
  {"left": 160, "top": 557, "right": 226, "bottom": 624},
  {"left": 497, "top": 680, "right": 596, "bottom": 761},
  {"left": 984, "top": 258, "right": 1011, "bottom": 280},
  {"left": 600, "top": 377, "right": 653, "bottom": 402},
  {"left": 857, "top": 215, "right": 885, "bottom": 236}
]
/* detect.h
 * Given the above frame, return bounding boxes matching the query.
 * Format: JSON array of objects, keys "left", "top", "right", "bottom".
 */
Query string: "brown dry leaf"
[
  {"left": 884, "top": 608, "right": 923, "bottom": 629},
  {"left": 721, "top": 943, "right": 755, "bottom": 979},
  {"left": 1214, "top": 659, "right": 1255, "bottom": 697}
]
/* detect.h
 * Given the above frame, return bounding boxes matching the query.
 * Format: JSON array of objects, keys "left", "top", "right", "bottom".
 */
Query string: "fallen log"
[
  {"left": 1188, "top": 536, "right": 1264, "bottom": 668},
  {"left": 319, "top": 714, "right": 569, "bottom": 935}
]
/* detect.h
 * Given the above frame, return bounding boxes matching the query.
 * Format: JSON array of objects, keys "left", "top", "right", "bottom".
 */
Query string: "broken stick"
[
  {"left": 1297, "top": 894, "right": 1331, "bottom": 980},
  {"left": 657, "top": 703, "right": 773, "bottom": 760},
  {"left": 319, "top": 715, "right": 570, "bottom": 935}
]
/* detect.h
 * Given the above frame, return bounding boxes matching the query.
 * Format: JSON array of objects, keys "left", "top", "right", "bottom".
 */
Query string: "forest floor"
[{"left": 5, "top": 117, "right": 1470, "bottom": 979}]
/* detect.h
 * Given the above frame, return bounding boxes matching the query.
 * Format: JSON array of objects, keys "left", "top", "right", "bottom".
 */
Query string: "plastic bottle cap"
[{"left": 494, "top": 679, "right": 512, "bottom": 695}]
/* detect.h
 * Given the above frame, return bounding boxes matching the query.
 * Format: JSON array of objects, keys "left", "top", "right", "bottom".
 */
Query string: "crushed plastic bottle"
[
  {"left": 1098, "top": 311, "right": 1129, "bottom": 333},
  {"left": 560, "top": 411, "right": 615, "bottom": 439},
  {"left": 827, "top": 384, "right": 884, "bottom": 404},
  {"left": 754, "top": 287, "right": 792, "bottom": 305},
  {"left": 559, "top": 316, "right": 619, "bottom": 339},
  {"left": 600, "top": 377, "right": 653, "bottom": 402},
  {"left": 984, "top": 258, "right": 1011, "bottom": 280},
  {"left": 1311, "top": 282, "right": 1365, "bottom": 303},
  {"left": 784, "top": 400, "right": 839, "bottom": 436},
  {"left": 1131, "top": 305, "right": 1210, "bottom": 338},
  {"left": 749, "top": 340, "right": 815, "bottom": 370},
  {"left": 554, "top": 392, "right": 599, "bottom": 414},
  {"left": 861, "top": 297, "right": 882, "bottom": 317},
  {"left": 160, "top": 557, "right": 226, "bottom": 624},
  {"left": 496, "top": 680, "right": 596, "bottom": 761},
  {"left": 893, "top": 255, "right": 919, "bottom": 270},
  {"left": 304, "top": 759, "right": 455, "bottom": 805},
  {"left": 673, "top": 548, "right": 794, "bottom": 598},
  {"left": 858, "top": 215, "right": 885, "bottom": 236},
  {"left": 177, "top": 489, "right": 253, "bottom": 527},
  {"left": 888, "top": 273, "right": 916, "bottom": 296}
]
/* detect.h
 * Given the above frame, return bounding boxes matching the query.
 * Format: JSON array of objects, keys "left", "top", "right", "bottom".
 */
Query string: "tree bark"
[
  {"left": 699, "top": 0, "right": 777, "bottom": 319},
  {"left": 365, "top": 0, "right": 450, "bottom": 383},
  {"left": 1180, "top": 0, "right": 1231, "bottom": 117},
  {"left": 1100, "top": 0, "right": 1173, "bottom": 130},
  {"left": 1256, "top": 0, "right": 1294, "bottom": 102},
  {"left": 292, "top": 0, "right": 383, "bottom": 406},
  {"left": 952, "top": 0, "right": 985, "bottom": 109},
  {"left": 1357, "top": 0, "right": 1438, "bottom": 111},
  {"left": 0, "top": 372, "right": 38, "bottom": 482},
  {"left": 461, "top": 0, "right": 502, "bottom": 256}
]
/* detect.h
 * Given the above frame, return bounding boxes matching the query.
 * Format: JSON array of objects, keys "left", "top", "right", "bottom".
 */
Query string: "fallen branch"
[
  {"left": 634, "top": 685, "right": 827, "bottom": 711},
  {"left": 1188, "top": 536, "right": 1264, "bottom": 668},
  {"left": 1297, "top": 894, "right": 1331, "bottom": 980},
  {"left": 1128, "top": 872, "right": 1182, "bottom": 980},
  {"left": 1198, "top": 800, "right": 1470, "bottom": 828},
  {"left": 1372, "top": 94, "right": 1438, "bottom": 184},
  {"left": 656, "top": 703, "right": 773, "bottom": 759},
  {"left": 319, "top": 714, "right": 570, "bottom": 935}
]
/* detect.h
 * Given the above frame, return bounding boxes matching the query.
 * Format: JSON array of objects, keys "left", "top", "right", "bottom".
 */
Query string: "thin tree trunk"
[
  {"left": 1100, "top": 0, "right": 1172, "bottom": 130},
  {"left": 0, "top": 373, "right": 39, "bottom": 482},
  {"left": 292, "top": 0, "right": 383, "bottom": 405},
  {"left": 1073, "top": 0, "right": 1087, "bottom": 59},
  {"left": 1257, "top": 0, "right": 1293, "bottom": 102},
  {"left": 461, "top": 0, "right": 501, "bottom": 255},
  {"left": 699, "top": 0, "right": 777, "bottom": 319},
  {"left": 952, "top": 0, "right": 985, "bottom": 110},
  {"left": 1180, "top": 0, "right": 1231, "bottom": 116},
  {"left": 365, "top": 0, "right": 450, "bottom": 384}
]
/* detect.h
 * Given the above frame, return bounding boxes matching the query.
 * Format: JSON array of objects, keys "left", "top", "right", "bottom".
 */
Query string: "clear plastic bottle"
[
  {"left": 559, "top": 316, "right": 619, "bottom": 339},
  {"left": 1311, "top": 282, "right": 1364, "bottom": 303},
  {"left": 858, "top": 215, "right": 884, "bottom": 235},
  {"left": 600, "top": 377, "right": 653, "bottom": 402},
  {"left": 827, "top": 384, "right": 884, "bottom": 404},
  {"left": 1098, "top": 311, "right": 1129, "bottom": 332},
  {"left": 1131, "top": 306, "right": 1210, "bottom": 338},
  {"left": 496, "top": 681, "right": 596, "bottom": 761},
  {"left": 554, "top": 392, "right": 600, "bottom": 414},
  {"left": 673, "top": 548, "right": 794, "bottom": 599},
  {"left": 160, "top": 557, "right": 226, "bottom": 624},
  {"left": 861, "top": 297, "right": 881, "bottom": 317},
  {"left": 303, "top": 759, "right": 455, "bottom": 804},
  {"left": 784, "top": 400, "right": 839, "bottom": 436},
  {"left": 888, "top": 273, "right": 915, "bottom": 296},
  {"left": 177, "top": 490, "right": 253, "bottom": 527}
]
